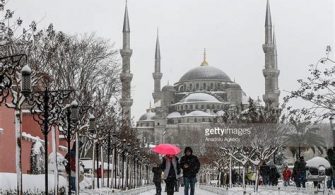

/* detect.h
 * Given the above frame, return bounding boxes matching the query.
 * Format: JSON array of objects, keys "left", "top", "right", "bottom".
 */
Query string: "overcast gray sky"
[{"left": 8, "top": 0, "right": 334, "bottom": 120}]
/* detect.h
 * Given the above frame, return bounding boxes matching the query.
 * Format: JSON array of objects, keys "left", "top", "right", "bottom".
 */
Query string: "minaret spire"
[
  {"left": 262, "top": 0, "right": 280, "bottom": 108},
  {"left": 120, "top": 0, "right": 133, "bottom": 124},
  {"left": 152, "top": 29, "right": 163, "bottom": 103},
  {"left": 201, "top": 48, "right": 208, "bottom": 66},
  {"left": 265, "top": 0, "right": 273, "bottom": 44},
  {"left": 123, "top": 0, "right": 130, "bottom": 33}
]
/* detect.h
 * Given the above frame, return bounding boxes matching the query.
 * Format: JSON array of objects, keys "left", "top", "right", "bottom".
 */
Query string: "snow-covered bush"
[{"left": 30, "top": 140, "right": 45, "bottom": 174}]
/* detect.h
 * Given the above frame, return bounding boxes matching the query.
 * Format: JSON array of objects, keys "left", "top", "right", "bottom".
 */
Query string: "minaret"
[
  {"left": 262, "top": 0, "right": 280, "bottom": 108},
  {"left": 120, "top": 1, "right": 133, "bottom": 124},
  {"left": 152, "top": 31, "right": 162, "bottom": 103}
]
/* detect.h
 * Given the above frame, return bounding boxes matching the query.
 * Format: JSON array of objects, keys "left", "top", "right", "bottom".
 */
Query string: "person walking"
[
  {"left": 161, "top": 154, "right": 180, "bottom": 195},
  {"left": 180, "top": 147, "right": 200, "bottom": 195},
  {"left": 282, "top": 165, "right": 292, "bottom": 187},
  {"left": 152, "top": 163, "right": 162, "bottom": 195},
  {"left": 326, "top": 148, "right": 335, "bottom": 189},
  {"left": 65, "top": 142, "right": 76, "bottom": 193},
  {"left": 260, "top": 162, "right": 270, "bottom": 185},
  {"left": 292, "top": 156, "right": 307, "bottom": 188}
]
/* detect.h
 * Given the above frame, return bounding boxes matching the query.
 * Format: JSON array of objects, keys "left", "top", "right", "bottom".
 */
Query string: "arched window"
[
  {"left": 211, "top": 83, "right": 214, "bottom": 89},
  {"left": 189, "top": 83, "right": 193, "bottom": 90},
  {"left": 196, "top": 83, "right": 199, "bottom": 90},
  {"left": 203, "top": 83, "right": 206, "bottom": 89}
]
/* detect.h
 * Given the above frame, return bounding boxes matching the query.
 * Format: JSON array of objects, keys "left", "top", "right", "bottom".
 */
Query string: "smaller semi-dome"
[
  {"left": 179, "top": 93, "right": 221, "bottom": 103},
  {"left": 185, "top": 110, "right": 212, "bottom": 117},
  {"left": 162, "top": 85, "right": 175, "bottom": 92},
  {"left": 167, "top": 112, "right": 181, "bottom": 119},
  {"left": 216, "top": 110, "right": 225, "bottom": 116},
  {"left": 139, "top": 110, "right": 156, "bottom": 121}
]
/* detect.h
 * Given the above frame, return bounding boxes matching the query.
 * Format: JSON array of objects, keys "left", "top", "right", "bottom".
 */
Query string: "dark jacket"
[
  {"left": 180, "top": 154, "right": 200, "bottom": 178},
  {"left": 152, "top": 167, "right": 162, "bottom": 182},
  {"left": 160, "top": 156, "right": 181, "bottom": 179},
  {"left": 260, "top": 164, "right": 270, "bottom": 176}
]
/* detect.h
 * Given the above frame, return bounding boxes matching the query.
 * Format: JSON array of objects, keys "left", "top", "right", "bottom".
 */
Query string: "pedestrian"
[
  {"left": 326, "top": 148, "right": 335, "bottom": 189},
  {"left": 260, "top": 162, "right": 270, "bottom": 185},
  {"left": 65, "top": 142, "right": 76, "bottom": 193},
  {"left": 282, "top": 165, "right": 292, "bottom": 187},
  {"left": 161, "top": 154, "right": 180, "bottom": 195},
  {"left": 152, "top": 163, "right": 162, "bottom": 195},
  {"left": 180, "top": 147, "right": 200, "bottom": 195},
  {"left": 269, "top": 165, "right": 280, "bottom": 186},
  {"left": 292, "top": 156, "right": 307, "bottom": 188}
]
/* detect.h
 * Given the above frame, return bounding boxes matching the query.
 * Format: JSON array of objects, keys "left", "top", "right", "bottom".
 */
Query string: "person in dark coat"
[
  {"left": 180, "top": 147, "right": 200, "bottom": 195},
  {"left": 65, "top": 142, "right": 76, "bottom": 192},
  {"left": 161, "top": 155, "right": 180, "bottom": 195},
  {"left": 326, "top": 148, "right": 335, "bottom": 189},
  {"left": 292, "top": 156, "right": 307, "bottom": 188},
  {"left": 259, "top": 162, "right": 270, "bottom": 185},
  {"left": 152, "top": 163, "right": 162, "bottom": 195},
  {"left": 269, "top": 165, "right": 280, "bottom": 186}
]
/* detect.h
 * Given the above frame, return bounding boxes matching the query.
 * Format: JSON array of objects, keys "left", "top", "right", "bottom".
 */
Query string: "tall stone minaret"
[
  {"left": 152, "top": 31, "right": 162, "bottom": 103},
  {"left": 120, "top": 1, "right": 133, "bottom": 123},
  {"left": 262, "top": 0, "right": 280, "bottom": 108}
]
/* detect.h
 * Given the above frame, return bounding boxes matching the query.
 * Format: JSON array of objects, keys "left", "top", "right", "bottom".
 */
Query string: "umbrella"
[
  {"left": 306, "top": 157, "right": 331, "bottom": 169},
  {"left": 152, "top": 144, "right": 181, "bottom": 155}
]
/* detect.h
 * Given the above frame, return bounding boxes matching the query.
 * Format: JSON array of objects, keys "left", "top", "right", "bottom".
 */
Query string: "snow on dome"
[
  {"left": 167, "top": 112, "right": 181, "bottom": 119},
  {"left": 216, "top": 110, "right": 225, "bottom": 116},
  {"left": 179, "top": 65, "right": 231, "bottom": 82},
  {"left": 242, "top": 91, "right": 249, "bottom": 105},
  {"left": 306, "top": 157, "right": 331, "bottom": 168},
  {"left": 179, "top": 93, "right": 220, "bottom": 103},
  {"left": 139, "top": 110, "right": 156, "bottom": 121},
  {"left": 162, "top": 85, "right": 175, "bottom": 92},
  {"left": 186, "top": 110, "right": 212, "bottom": 117}
]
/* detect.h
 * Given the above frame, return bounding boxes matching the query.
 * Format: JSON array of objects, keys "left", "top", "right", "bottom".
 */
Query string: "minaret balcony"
[
  {"left": 152, "top": 72, "right": 162, "bottom": 79},
  {"left": 120, "top": 99, "right": 133, "bottom": 107},
  {"left": 120, "top": 72, "right": 133, "bottom": 82},
  {"left": 120, "top": 49, "right": 133, "bottom": 57},
  {"left": 263, "top": 69, "right": 279, "bottom": 77},
  {"left": 262, "top": 44, "right": 274, "bottom": 53}
]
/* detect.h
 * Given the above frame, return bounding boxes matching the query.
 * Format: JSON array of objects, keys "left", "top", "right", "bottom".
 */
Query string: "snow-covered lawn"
[{"left": 0, "top": 172, "right": 67, "bottom": 193}]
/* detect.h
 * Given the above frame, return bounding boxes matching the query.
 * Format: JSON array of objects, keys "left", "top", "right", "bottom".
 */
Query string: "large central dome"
[{"left": 179, "top": 65, "right": 231, "bottom": 82}]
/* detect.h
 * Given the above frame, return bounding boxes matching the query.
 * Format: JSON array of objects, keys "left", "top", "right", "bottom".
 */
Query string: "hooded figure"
[{"left": 180, "top": 147, "right": 200, "bottom": 195}]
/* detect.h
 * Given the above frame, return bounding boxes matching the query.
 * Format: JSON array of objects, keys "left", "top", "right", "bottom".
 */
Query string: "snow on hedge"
[{"left": 0, "top": 172, "right": 67, "bottom": 193}]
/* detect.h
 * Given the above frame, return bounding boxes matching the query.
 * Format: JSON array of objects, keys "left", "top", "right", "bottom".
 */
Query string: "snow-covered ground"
[
  {"left": 0, "top": 172, "right": 67, "bottom": 193},
  {"left": 139, "top": 185, "right": 218, "bottom": 195}
]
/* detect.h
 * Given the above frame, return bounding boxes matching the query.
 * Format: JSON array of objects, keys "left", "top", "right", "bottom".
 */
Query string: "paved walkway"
[{"left": 139, "top": 186, "right": 217, "bottom": 195}]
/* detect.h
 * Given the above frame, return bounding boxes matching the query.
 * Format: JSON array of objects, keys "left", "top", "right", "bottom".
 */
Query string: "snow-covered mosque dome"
[
  {"left": 139, "top": 110, "right": 156, "bottom": 121},
  {"left": 179, "top": 65, "right": 231, "bottom": 83},
  {"left": 179, "top": 93, "right": 221, "bottom": 103}
]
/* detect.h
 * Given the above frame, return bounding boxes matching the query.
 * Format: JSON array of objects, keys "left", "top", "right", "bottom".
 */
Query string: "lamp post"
[
  {"left": 59, "top": 100, "right": 79, "bottom": 195},
  {"left": 125, "top": 142, "right": 131, "bottom": 189},
  {"left": 88, "top": 114, "right": 96, "bottom": 189},
  {"left": 330, "top": 116, "right": 335, "bottom": 148},
  {"left": 112, "top": 131, "right": 118, "bottom": 189},
  {"left": 21, "top": 67, "right": 74, "bottom": 195}
]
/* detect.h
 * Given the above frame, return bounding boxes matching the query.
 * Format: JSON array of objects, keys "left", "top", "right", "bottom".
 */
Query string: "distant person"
[
  {"left": 269, "top": 165, "right": 280, "bottom": 186},
  {"left": 293, "top": 156, "right": 307, "bottom": 188},
  {"left": 180, "top": 147, "right": 200, "bottom": 195},
  {"left": 326, "top": 148, "right": 335, "bottom": 189},
  {"left": 161, "top": 154, "right": 180, "bottom": 195},
  {"left": 282, "top": 165, "right": 292, "bottom": 187},
  {"left": 260, "top": 162, "right": 270, "bottom": 185},
  {"left": 65, "top": 142, "right": 76, "bottom": 192},
  {"left": 152, "top": 163, "right": 162, "bottom": 195}
]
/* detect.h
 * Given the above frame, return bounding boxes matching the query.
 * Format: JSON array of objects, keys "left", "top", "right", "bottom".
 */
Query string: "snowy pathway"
[{"left": 139, "top": 186, "right": 217, "bottom": 195}]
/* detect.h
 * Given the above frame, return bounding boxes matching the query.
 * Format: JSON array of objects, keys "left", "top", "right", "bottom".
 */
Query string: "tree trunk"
[
  {"left": 75, "top": 132, "right": 79, "bottom": 195},
  {"left": 92, "top": 142, "right": 95, "bottom": 189},
  {"left": 52, "top": 126, "right": 58, "bottom": 194},
  {"left": 255, "top": 166, "right": 260, "bottom": 192}
]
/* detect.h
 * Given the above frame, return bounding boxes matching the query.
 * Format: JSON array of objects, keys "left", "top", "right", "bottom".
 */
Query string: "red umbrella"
[{"left": 152, "top": 144, "right": 181, "bottom": 155}]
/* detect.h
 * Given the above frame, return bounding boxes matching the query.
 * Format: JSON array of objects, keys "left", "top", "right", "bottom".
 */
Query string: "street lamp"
[{"left": 21, "top": 65, "right": 75, "bottom": 195}]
